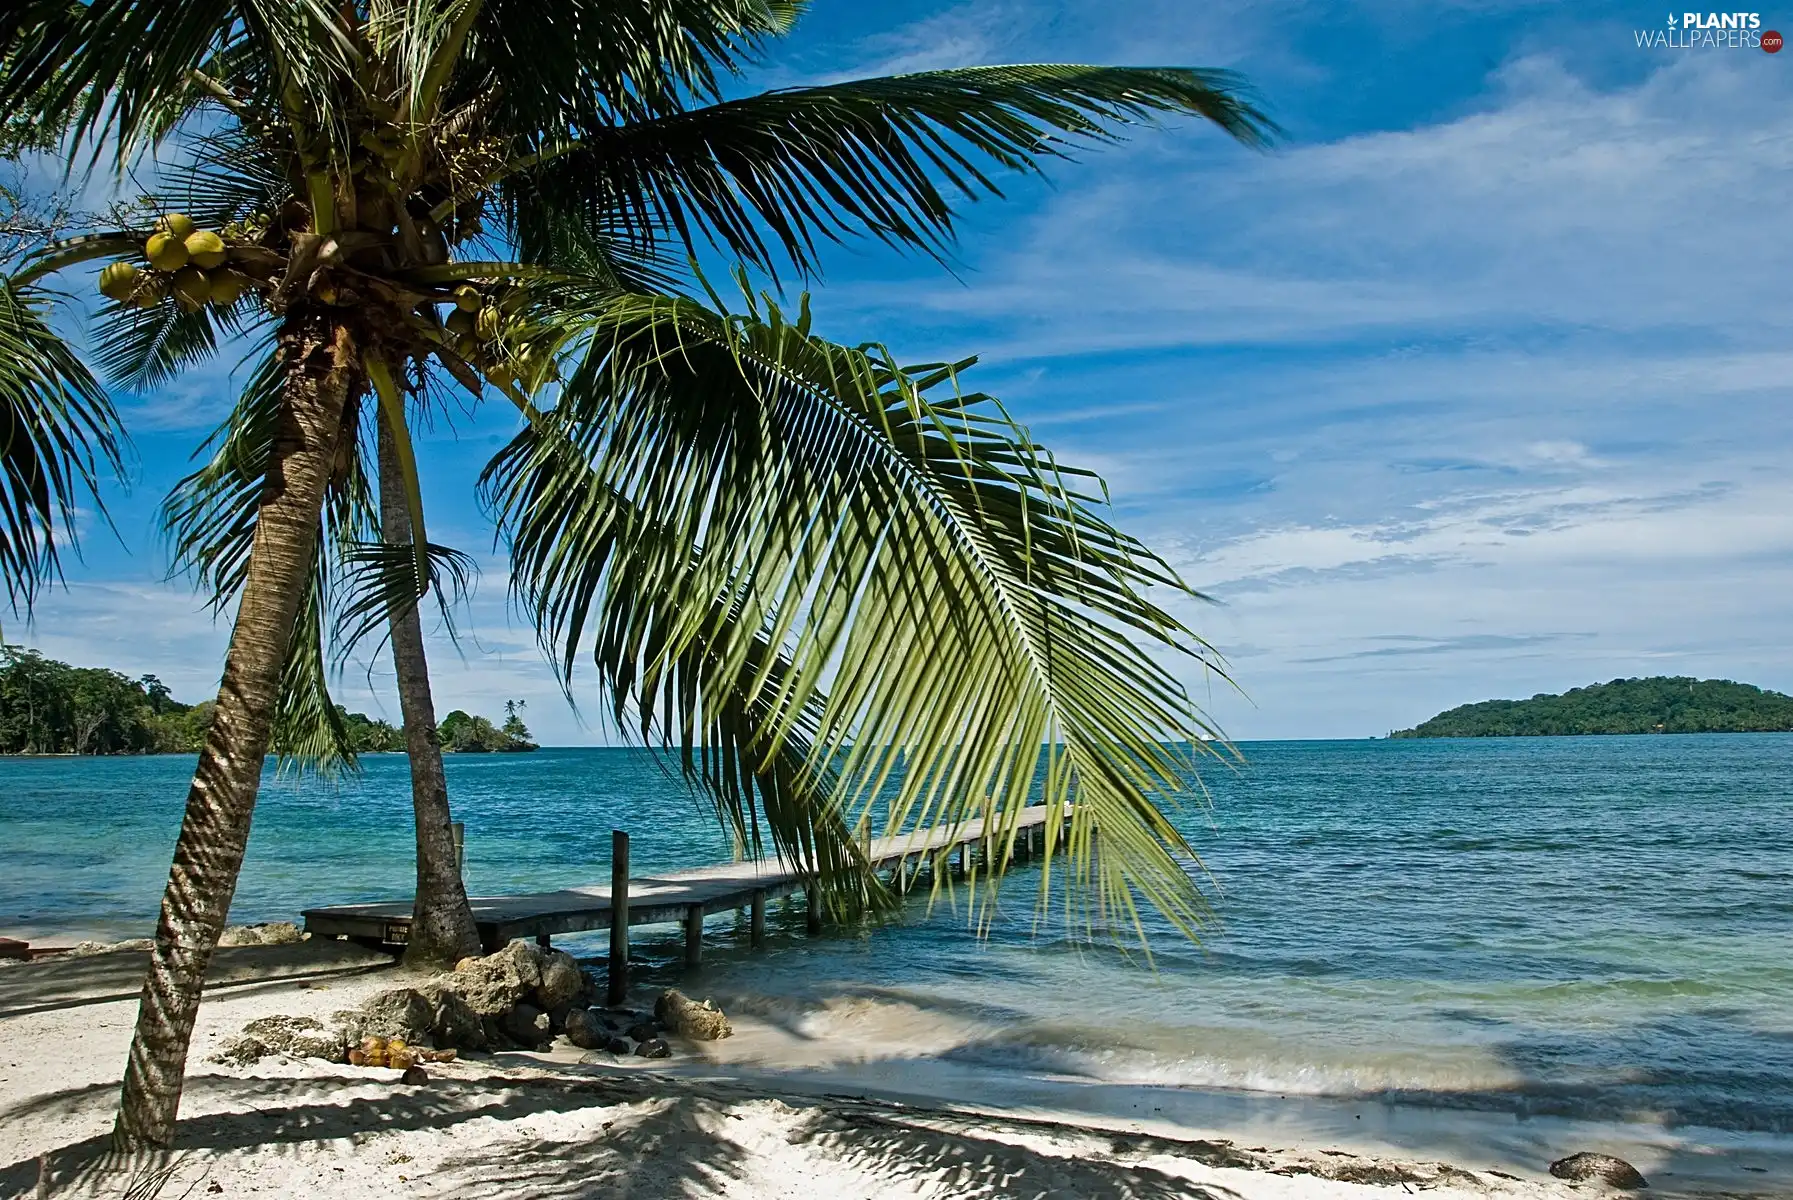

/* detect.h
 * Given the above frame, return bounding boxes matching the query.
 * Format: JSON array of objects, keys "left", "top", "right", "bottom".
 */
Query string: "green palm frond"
[
  {"left": 464, "top": 0, "right": 803, "bottom": 132},
  {"left": 484, "top": 288, "right": 1231, "bottom": 938},
  {"left": 93, "top": 294, "right": 257, "bottom": 392},
  {"left": 161, "top": 345, "right": 283, "bottom": 607},
  {"left": 331, "top": 537, "right": 478, "bottom": 659},
  {"left": 0, "top": 276, "right": 126, "bottom": 609},
  {"left": 1, "top": 0, "right": 357, "bottom": 163},
  {"left": 268, "top": 541, "right": 355, "bottom": 771},
  {"left": 481, "top": 410, "right": 881, "bottom": 910},
  {"left": 162, "top": 126, "right": 292, "bottom": 229},
  {"left": 510, "top": 65, "right": 1273, "bottom": 276},
  {"left": 164, "top": 347, "right": 374, "bottom": 603}
]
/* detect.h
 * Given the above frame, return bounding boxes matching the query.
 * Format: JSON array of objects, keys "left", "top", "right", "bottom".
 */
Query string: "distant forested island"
[
  {"left": 1391, "top": 676, "right": 1793, "bottom": 738},
  {"left": 0, "top": 646, "right": 537, "bottom": 755}
]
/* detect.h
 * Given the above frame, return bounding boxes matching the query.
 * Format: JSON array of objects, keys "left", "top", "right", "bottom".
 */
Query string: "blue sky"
[{"left": 17, "top": 1, "right": 1793, "bottom": 742}]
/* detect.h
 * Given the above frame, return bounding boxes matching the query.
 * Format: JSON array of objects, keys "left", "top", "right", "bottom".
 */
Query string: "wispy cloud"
[{"left": 1294, "top": 631, "right": 1593, "bottom": 664}]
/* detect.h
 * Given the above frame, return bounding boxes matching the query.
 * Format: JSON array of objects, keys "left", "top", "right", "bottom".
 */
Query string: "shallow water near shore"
[{"left": 4, "top": 735, "right": 1792, "bottom": 1181}]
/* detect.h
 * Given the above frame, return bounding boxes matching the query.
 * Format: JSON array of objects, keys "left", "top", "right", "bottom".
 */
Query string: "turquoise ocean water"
[{"left": 4, "top": 735, "right": 1792, "bottom": 1143}]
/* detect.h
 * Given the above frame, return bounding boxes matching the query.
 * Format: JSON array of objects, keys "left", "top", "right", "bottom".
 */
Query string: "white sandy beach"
[{"left": 0, "top": 938, "right": 1776, "bottom": 1199}]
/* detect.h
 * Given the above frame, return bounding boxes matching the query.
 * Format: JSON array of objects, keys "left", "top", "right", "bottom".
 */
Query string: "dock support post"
[
  {"left": 684, "top": 904, "right": 704, "bottom": 967},
  {"left": 536, "top": 933, "right": 551, "bottom": 950},
  {"left": 607, "top": 830, "right": 630, "bottom": 1006},
  {"left": 750, "top": 890, "right": 766, "bottom": 948},
  {"left": 451, "top": 821, "right": 465, "bottom": 875},
  {"left": 806, "top": 886, "right": 823, "bottom": 935}
]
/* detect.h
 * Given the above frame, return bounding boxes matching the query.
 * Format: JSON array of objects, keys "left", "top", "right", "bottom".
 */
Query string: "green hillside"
[
  {"left": 0, "top": 646, "right": 536, "bottom": 754},
  {"left": 1391, "top": 676, "right": 1793, "bottom": 738}
]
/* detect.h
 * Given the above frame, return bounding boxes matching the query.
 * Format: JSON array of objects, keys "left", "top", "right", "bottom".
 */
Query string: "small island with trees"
[
  {"left": 0, "top": 647, "right": 537, "bottom": 755},
  {"left": 1391, "top": 676, "right": 1793, "bottom": 738}
]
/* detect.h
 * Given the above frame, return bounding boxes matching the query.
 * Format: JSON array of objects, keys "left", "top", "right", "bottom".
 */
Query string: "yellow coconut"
[
  {"left": 171, "top": 267, "right": 212, "bottom": 311},
  {"left": 145, "top": 231, "right": 188, "bottom": 272},
  {"left": 454, "top": 335, "right": 478, "bottom": 359},
  {"left": 314, "top": 281, "right": 340, "bottom": 305},
  {"left": 445, "top": 309, "right": 475, "bottom": 335},
  {"left": 475, "top": 306, "right": 502, "bottom": 341},
  {"left": 453, "top": 285, "right": 482, "bottom": 312},
  {"left": 157, "top": 213, "right": 196, "bottom": 239},
  {"left": 207, "top": 270, "right": 247, "bottom": 306},
  {"left": 184, "top": 229, "right": 227, "bottom": 269},
  {"left": 98, "top": 261, "right": 141, "bottom": 302}
]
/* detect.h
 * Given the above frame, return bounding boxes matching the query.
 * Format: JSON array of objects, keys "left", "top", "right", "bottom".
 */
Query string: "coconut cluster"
[
  {"left": 99, "top": 214, "right": 254, "bottom": 312},
  {"left": 346, "top": 1034, "right": 456, "bottom": 1069},
  {"left": 435, "top": 284, "right": 546, "bottom": 385}
]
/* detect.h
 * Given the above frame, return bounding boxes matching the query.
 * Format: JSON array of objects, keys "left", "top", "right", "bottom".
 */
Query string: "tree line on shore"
[
  {"left": 0, "top": 646, "right": 535, "bottom": 754},
  {"left": 1391, "top": 676, "right": 1793, "bottom": 737}
]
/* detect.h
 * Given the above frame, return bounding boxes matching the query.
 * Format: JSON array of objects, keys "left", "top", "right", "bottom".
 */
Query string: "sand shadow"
[
  {"left": 3, "top": 1068, "right": 1254, "bottom": 1200},
  {"left": 0, "top": 941, "right": 395, "bottom": 1018},
  {"left": 790, "top": 1107, "right": 1247, "bottom": 1200}
]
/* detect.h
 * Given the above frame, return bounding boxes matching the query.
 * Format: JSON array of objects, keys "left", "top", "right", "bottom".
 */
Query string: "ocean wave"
[
  {"left": 938, "top": 1032, "right": 1793, "bottom": 1133},
  {"left": 711, "top": 984, "right": 1793, "bottom": 1136}
]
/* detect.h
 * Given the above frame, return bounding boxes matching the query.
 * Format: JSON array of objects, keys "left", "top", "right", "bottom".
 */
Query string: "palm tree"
[{"left": 0, "top": 0, "right": 1269, "bottom": 1149}]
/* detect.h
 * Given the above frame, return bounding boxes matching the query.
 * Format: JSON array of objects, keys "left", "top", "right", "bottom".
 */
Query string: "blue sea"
[{"left": 5, "top": 736, "right": 1792, "bottom": 1172}]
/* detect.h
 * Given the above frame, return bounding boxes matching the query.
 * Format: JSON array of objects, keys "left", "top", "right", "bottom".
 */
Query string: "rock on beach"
[
  {"left": 1549, "top": 1152, "right": 1648, "bottom": 1189},
  {"left": 655, "top": 989, "right": 732, "bottom": 1040}
]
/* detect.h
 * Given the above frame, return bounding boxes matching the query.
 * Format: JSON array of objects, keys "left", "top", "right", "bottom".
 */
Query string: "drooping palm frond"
[
  {"left": 0, "top": 276, "right": 126, "bottom": 609},
  {"left": 331, "top": 537, "right": 478, "bottom": 659},
  {"left": 268, "top": 541, "right": 356, "bottom": 770},
  {"left": 0, "top": 1, "right": 358, "bottom": 165},
  {"left": 161, "top": 125, "right": 294, "bottom": 231},
  {"left": 481, "top": 407, "right": 880, "bottom": 907},
  {"left": 464, "top": 0, "right": 804, "bottom": 132},
  {"left": 507, "top": 65, "right": 1274, "bottom": 276},
  {"left": 161, "top": 343, "right": 283, "bottom": 607},
  {"left": 483, "top": 288, "right": 1230, "bottom": 937},
  {"left": 93, "top": 293, "right": 259, "bottom": 392}
]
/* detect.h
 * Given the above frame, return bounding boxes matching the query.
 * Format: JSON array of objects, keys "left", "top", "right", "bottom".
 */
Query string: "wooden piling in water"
[
  {"left": 750, "top": 889, "right": 766, "bottom": 948},
  {"left": 607, "top": 830, "right": 630, "bottom": 1006},
  {"left": 684, "top": 904, "right": 704, "bottom": 966},
  {"left": 806, "top": 886, "right": 823, "bottom": 934}
]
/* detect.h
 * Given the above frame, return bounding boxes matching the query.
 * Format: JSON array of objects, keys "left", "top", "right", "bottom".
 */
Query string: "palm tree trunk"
[
  {"left": 378, "top": 407, "right": 482, "bottom": 968},
  {"left": 113, "top": 318, "right": 358, "bottom": 1150}
]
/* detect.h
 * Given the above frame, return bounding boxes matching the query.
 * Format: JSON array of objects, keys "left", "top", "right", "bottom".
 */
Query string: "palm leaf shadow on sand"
[
  {"left": 788, "top": 1108, "right": 1245, "bottom": 1200},
  {"left": 1, "top": 1069, "right": 1248, "bottom": 1200}
]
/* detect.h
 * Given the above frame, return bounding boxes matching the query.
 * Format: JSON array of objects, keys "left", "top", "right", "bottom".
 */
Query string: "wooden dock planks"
[{"left": 301, "top": 804, "right": 1063, "bottom": 952}]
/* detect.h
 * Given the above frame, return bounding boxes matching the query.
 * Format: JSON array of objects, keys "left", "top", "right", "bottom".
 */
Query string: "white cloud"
[{"left": 822, "top": 48, "right": 1793, "bottom": 362}]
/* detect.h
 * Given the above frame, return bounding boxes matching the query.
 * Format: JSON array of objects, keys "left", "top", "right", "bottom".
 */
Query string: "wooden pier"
[{"left": 302, "top": 806, "right": 1065, "bottom": 998}]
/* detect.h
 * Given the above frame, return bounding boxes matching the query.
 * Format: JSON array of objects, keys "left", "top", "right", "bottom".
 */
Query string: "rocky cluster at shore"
[{"left": 213, "top": 938, "right": 731, "bottom": 1070}]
